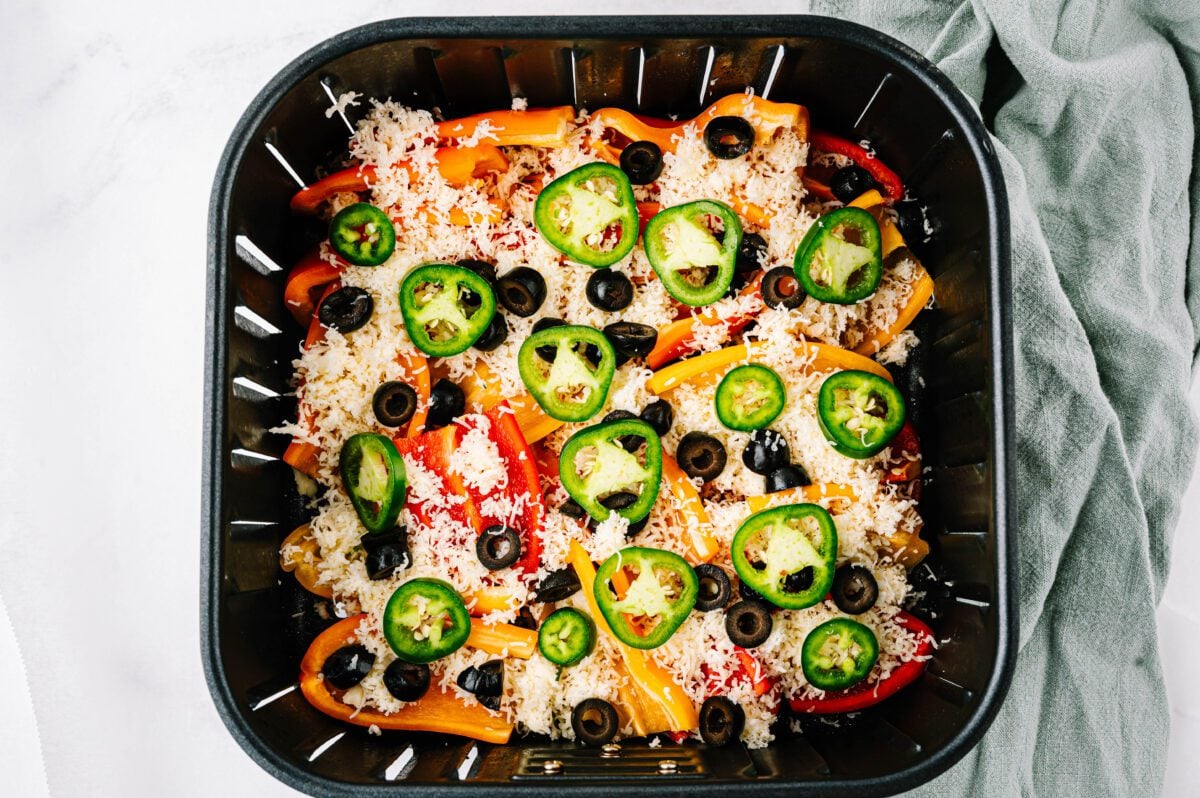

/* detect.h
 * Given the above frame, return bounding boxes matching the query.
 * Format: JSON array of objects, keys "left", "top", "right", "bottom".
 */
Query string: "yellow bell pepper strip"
[
  {"left": 887, "top": 527, "right": 930, "bottom": 569},
  {"left": 468, "top": 586, "right": 521, "bottom": 617},
  {"left": 661, "top": 454, "right": 720, "bottom": 564},
  {"left": 436, "top": 106, "right": 576, "bottom": 148},
  {"left": 745, "top": 483, "right": 859, "bottom": 514},
  {"left": 647, "top": 341, "right": 892, "bottom": 396},
  {"left": 645, "top": 275, "right": 765, "bottom": 370},
  {"left": 455, "top": 361, "right": 564, "bottom": 443},
  {"left": 848, "top": 189, "right": 885, "bottom": 210},
  {"left": 567, "top": 541, "right": 698, "bottom": 734},
  {"left": 279, "top": 524, "right": 333, "bottom": 599},
  {"left": 299, "top": 615, "right": 514, "bottom": 743},
  {"left": 467, "top": 619, "right": 538, "bottom": 659}
]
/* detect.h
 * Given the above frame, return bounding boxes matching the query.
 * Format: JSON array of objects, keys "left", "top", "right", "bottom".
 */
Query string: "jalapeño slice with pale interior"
[
  {"left": 558, "top": 419, "right": 662, "bottom": 524},
  {"left": 534, "top": 163, "right": 639, "bottom": 267},
  {"left": 730, "top": 503, "right": 838, "bottom": 610},
  {"left": 517, "top": 325, "right": 616, "bottom": 422},
  {"left": 329, "top": 202, "right": 396, "bottom": 266},
  {"left": 339, "top": 433, "right": 408, "bottom": 534},
  {"left": 816, "top": 370, "right": 905, "bottom": 458},
  {"left": 538, "top": 607, "right": 596, "bottom": 667},
  {"left": 794, "top": 207, "right": 883, "bottom": 304},
  {"left": 715, "top": 363, "right": 787, "bottom": 431},
  {"left": 593, "top": 547, "right": 698, "bottom": 649},
  {"left": 801, "top": 617, "right": 879, "bottom": 690},
  {"left": 382, "top": 578, "right": 471, "bottom": 663},
  {"left": 399, "top": 263, "right": 497, "bottom": 356},
  {"left": 644, "top": 200, "right": 742, "bottom": 306}
]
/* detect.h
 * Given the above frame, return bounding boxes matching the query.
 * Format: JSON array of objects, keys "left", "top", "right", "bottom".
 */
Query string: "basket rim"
[{"left": 203, "top": 14, "right": 1016, "bottom": 798}]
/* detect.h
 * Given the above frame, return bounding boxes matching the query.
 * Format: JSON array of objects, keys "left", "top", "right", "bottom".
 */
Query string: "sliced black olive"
[
  {"left": 694, "top": 563, "right": 731, "bottom": 612},
  {"left": 559, "top": 499, "right": 587, "bottom": 520},
  {"left": 704, "top": 116, "right": 755, "bottom": 159},
  {"left": 600, "top": 492, "right": 639, "bottom": 511},
  {"left": 625, "top": 515, "right": 649, "bottom": 538},
  {"left": 512, "top": 606, "right": 539, "bottom": 630},
  {"left": 457, "top": 258, "right": 498, "bottom": 285},
  {"left": 586, "top": 269, "right": 634, "bottom": 312},
  {"left": 782, "top": 566, "right": 814, "bottom": 595},
  {"left": 699, "top": 696, "right": 745, "bottom": 746},
  {"left": 677, "top": 432, "right": 727, "bottom": 482},
  {"left": 476, "top": 525, "right": 522, "bottom": 570},
  {"left": 426, "top": 378, "right": 466, "bottom": 429},
  {"left": 739, "top": 580, "right": 770, "bottom": 606},
  {"left": 619, "top": 140, "right": 664, "bottom": 184},
  {"left": 639, "top": 399, "right": 674, "bottom": 437},
  {"left": 363, "top": 527, "right": 411, "bottom": 581},
  {"left": 472, "top": 312, "right": 509, "bottom": 352},
  {"left": 372, "top": 381, "right": 418, "bottom": 427},
  {"left": 533, "top": 317, "right": 566, "bottom": 361},
  {"left": 736, "top": 232, "right": 768, "bottom": 274},
  {"left": 318, "top": 286, "right": 373, "bottom": 333},
  {"left": 761, "top": 266, "right": 805, "bottom": 310},
  {"left": 321, "top": 645, "right": 375, "bottom": 690},
  {"left": 534, "top": 568, "right": 582, "bottom": 603},
  {"left": 603, "top": 321, "right": 658, "bottom": 363},
  {"left": 725, "top": 601, "right": 772, "bottom": 648},
  {"left": 765, "top": 464, "right": 811, "bottom": 493},
  {"left": 830, "top": 165, "right": 878, "bottom": 204},
  {"left": 603, "top": 409, "right": 641, "bottom": 451},
  {"left": 894, "top": 199, "right": 928, "bottom": 243},
  {"left": 742, "top": 429, "right": 790, "bottom": 475},
  {"left": 497, "top": 267, "right": 547, "bottom": 317},
  {"left": 383, "top": 659, "right": 430, "bottom": 702},
  {"left": 457, "top": 659, "right": 504, "bottom": 701},
  {"left": 832, "top": 564, "right": 879, "bottom": 615},
  {"left": 571, "top": 698, "right": 619, "bottom": 745}
]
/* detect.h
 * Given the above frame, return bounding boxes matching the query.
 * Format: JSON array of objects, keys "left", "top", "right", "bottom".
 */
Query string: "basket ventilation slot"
[
  {"left": 263, "top": 140, "right": 307, "bottom": 189},
  {"left": 760, "top": 45, "right": 786, "bottom": 99},
  {"left": 320, "top": 77, "right": 357, "bottom": 134},
  {"left": 234, "top": 235, "right": 283, "bottom": 276},
  {"left": 383, "top": 746, "right": 417, "bottom": 781},
  {"left": 307, "top": 732, "right": 345, "bottom": 762},
  {"left": 233, "top": 306, "right": 281, "bottom": 338}
]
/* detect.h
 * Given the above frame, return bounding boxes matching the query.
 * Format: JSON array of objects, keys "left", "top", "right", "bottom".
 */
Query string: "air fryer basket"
[{"left": 203, "top": 15, "right": 1015, "bottom": 797}]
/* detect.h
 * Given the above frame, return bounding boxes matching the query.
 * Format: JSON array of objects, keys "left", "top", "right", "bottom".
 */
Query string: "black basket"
[{"left": 203, "top": 15, "right": 1016, "bottom": 797}]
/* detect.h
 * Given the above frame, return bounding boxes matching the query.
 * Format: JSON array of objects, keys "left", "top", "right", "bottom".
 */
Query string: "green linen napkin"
[{"left": 810, "top": 1, "right": 1200, "bottom": 794}]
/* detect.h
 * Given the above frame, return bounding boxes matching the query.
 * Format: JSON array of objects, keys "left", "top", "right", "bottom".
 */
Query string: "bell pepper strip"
[
  {"left": 645, "top": 276, "right": 764, "bottom": 370},
  {"left": 290, "top": 166, "right": 377, "bottom": 214},
  {"left": 392, "top": 424, "right": 481, "bottom": 531},
  {"left": 284, "top": 250, "right": 345, "bottom": 327},
  {"left": 745, "top": 483, "right": 859, "bottom": 514},
  {"left": 801, "top": 618, "right": 879, "bottom": 691},
  {"left": 802, "top": 175, "right": 837, "bottom": 202},
  {"left": 647, "top": 341, "right": 891, "bottom": 396},
  {"left": 730, "top": 504, "right": 838, "bottom": 610},
  {"left": 467, "top": 618, "right": 538, "bottom": 659},
  {"left": 568, "top": 541, "right": 699, "bottom": 733},
  {"left": 340, "top": 433, "right": 408, "bottom": 534},
  {"left": 518, "top": 325, "right": 617, "bottom": 422},
  {"left": 383, "top": 578, "right": 472, "bottom": 663},
  {"left": 735, "top": 648, "right": 775, "bottom": 698},
  {"left": 283, "top": 438, "right": 322, "bottom": 480},
  {"left": 816, "top": 370, "right": 906, "bottom": 459},
  {"left": 809, "top": 131, "right": 904, "bottom": 202},
  {"left": 887, "top": 527, "right": 930, "bottom": 569},
  {"left": 882, "top": 421, "right": 921, "bottom": 484},
  {"left": 644, "top": 200, "right": 742, "bottom": 306},
  {"left": 637, "top": 201, "right": 662, "bottom": 233},
  {"left": 661, "top": 454, "right": 720, "bottom": 563},
  {"left": 729, "top": 197, "right": 773, "bottom": 230},
  {"left": 303, "top": 280, "right": 342, "bottom": 350},
  {"left": 399, "top": 263, "right": 497, "bottom": 357},
  {"left": 434, "top": 143, "right": 508, "bottom": 184},
  {"left": 848, "top": 189, "right": 886, "bottom": 211},
  {"left": 458, "top": 405, "right": 545, "bottom": 574},
  {"left": 427, "top": 199, "right": 506, "bottom": 227},
  {"left": 455, "top": 362, "right": 564, "bottom": 443},
  {"left": 594, "top": 548, "right": 698, "bottom": 649},
  {"left": 467, "top": 586, "right": 521, "bottom": 617},
  {"left": 794, "top": 207, "right": 883, "bottom": 305},
  {"left": 299, "top": 615, "right": 514, "bottom": 742},
  {"left": 435, "top": 106, "right": 576, "bottom": 148},
  {"left": 788, "top": 611, "right": 933, "bottom": 714},
  {"left": 559, "top": 419, "right": 663, "bottom": 524},
  {"left": 853, "top": 269, "right": 934, "bottom": 356},
  {"left": 534, "top": 163, "right": 639, "bottom": 267},
  {"left": 279, "top": 524, "right": 334, "bottom": 599},
  {"left": 396, "top": 352, "right": 431, "bottom": 438}
]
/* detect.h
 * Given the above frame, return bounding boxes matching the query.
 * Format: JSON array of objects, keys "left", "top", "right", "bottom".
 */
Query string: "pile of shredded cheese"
[{"left": 276, "top": 93, "right": 931, "bottom": 749}]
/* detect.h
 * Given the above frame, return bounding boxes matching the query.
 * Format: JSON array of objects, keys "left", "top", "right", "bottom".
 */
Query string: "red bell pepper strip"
[
  {"left": 458, "top": 405, "right": 545, "bottom": 574},
  {"left": 882, "top": 421, "right": 921, "bottom": 484},
  {"left": 290, "top": 166, "right": 378, "bottom": 214},
  {"left": 787, "top": 611, "right": 934, "bottom": 714},
  {"left": 810, "top": 131, "right": 904, "bottom": 202},
  {"left": 702, "top": 646, "right": 775, "bottom": 699},
  {"left": 283, "top": 251, "right": 345, "bottom": 327},
  {"left": 392, "top": 424, "right": 480, "bottom": 531}
]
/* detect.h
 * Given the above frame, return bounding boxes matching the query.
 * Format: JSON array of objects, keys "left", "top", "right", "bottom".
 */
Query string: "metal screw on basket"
[
  {"left": 542, "top": 759, "right": 564, "bottom": 775},
  {"left": 600, "top": 743, "right": 621, "bottom": 758},
  {"left": 657, "top": 759, "right": 678, "bottom": 774}
]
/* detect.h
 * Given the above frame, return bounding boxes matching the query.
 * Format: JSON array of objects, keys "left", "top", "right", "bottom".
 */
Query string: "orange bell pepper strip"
[
  {"left": 468, "top": 586, "right": 521, "bottom": 617},
  {"left": 745, "top": 483, "right": 859, "bottom": 514},
  {"left": 284, "top": 251, "right": 345, "bottom": 327},
  {"left": 887, "top": 526, "right": 930, "bottom": 569},
  {"left": 290, "top": 166, "right": 377, "bottom": 214},
  {"left": 436, "top": 106, "right": 576, "bottom": 148},
  {"left": 645, "top": 276, "right": 764, "bottom": 370},
  {"left": 282, "top": 438, "right": 322, "bottom": 480},
  {"left": 456, "top": 361, "right": 564, "bottom": 443},
  {"left": 567, "top": 541, "right": 698, "bottom": 734},
  {"left": 279, "top": 524, "right": 333, "bottom": 598},
  {"left": 648, "top": 341, "right": 892, "bottom": 395},
  {"left": 467, "top": 619, "right": 538, "bottom": 659},
  {"left": 661, "top": 455, "right": 719, "bottom": 564},
  {"left": 395, "top": 352, "right": 431, "bottom": 438},
  {"left": 434, "top": 143, "right": 508, "bottom": 184},
  {"left": 802, "top": 175, "right": 836, "bottom": 202},
  {"left": 299, "top": 615, "right": 514, "bottom": 743},
  {"left": 853, "top": 269, "right": 934, "bottom": 356}
]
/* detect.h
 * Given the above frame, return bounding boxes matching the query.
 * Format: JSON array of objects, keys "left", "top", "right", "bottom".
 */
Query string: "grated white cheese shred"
[{"left": 277, "top": 93, "right": 933, "bottom": 748}]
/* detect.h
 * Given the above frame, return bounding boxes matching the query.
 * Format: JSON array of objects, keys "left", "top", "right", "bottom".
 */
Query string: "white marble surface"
[{"left": 0, "top": 1, "right": 1196, "bottom": 795}]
